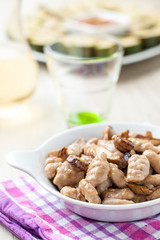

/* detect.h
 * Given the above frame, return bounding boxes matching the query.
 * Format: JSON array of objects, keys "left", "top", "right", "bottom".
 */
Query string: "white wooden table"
[{"left": 1, "top": 55, "right": 160, "bottom": 239}]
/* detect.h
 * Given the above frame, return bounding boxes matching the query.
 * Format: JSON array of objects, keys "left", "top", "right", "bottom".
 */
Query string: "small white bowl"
[
  {"left": 7, "top": 122, "right": 160, "bottom": 222},
  {"left": 65, "top": 10, "right": 130, "bottom": 35}
]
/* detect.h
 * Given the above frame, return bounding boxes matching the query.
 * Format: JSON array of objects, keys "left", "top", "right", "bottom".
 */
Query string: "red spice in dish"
[{"left": 79, "top": 17, "right": 117, "bottom": 26}]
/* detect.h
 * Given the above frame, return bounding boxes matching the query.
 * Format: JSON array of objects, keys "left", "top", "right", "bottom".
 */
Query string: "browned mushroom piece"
[
  {"left": 127, "top": 183, "right": 153, "bottom": 196},
  {"left": 101, "top": 125, "right": 116, "bottom": 140},
  {"left": 48, "top": 148, "right": 68, "bottom": 160},
  {"left": 145, "top": 131, "right": 153, "bottom": 138},
  {"left": 133, "top": 195, "right": 147, "bottom": 203},
  {"left": 118, "top": 129, "right": 129, "bottom": 139},
  {"left": 133, "top": 132, "right": 152, "bottom": 139},
  {"left": 107, "top": 157, "right": 128, "bottom": 169},
  {"left": 150, "top": 139, "right": 160, "bottom": 146},
  {"left": 57, "top": 147, "right": 68, "bottom": 161},
  {"left": 144, "top": 183, "right": 155, "bottom": 190},
  {"left": 112, "top": 135, "right": 134, "bottom": 153},
  {"left": 147, "top": 187, "right": 160, "bottom": 201},
  {"left": 67, "top": 155, "right": 88, "bottom": 172},
  {"left": 132, "top": 130, "right": 160, "bottom": 146}
]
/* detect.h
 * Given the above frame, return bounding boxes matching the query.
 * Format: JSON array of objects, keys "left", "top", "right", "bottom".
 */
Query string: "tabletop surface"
[
  {"left": 1, "top": 54, "right": 160, "bottom": 239},
  {"left": 1, "top": 0, "right": 160, "bottom": 238}
]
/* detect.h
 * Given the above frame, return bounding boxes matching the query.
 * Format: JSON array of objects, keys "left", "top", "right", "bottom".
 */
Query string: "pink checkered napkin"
[{"left": 0, "top": 176, "right": 160, "bottom": 240}]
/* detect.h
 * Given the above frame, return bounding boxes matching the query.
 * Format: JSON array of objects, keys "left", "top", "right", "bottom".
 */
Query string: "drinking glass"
[
  {"left": 45, "top": 33, "right": 123, "bottom": 127},
  {"left": 0, "top": 0, "right": 38, "bottom": 118}
]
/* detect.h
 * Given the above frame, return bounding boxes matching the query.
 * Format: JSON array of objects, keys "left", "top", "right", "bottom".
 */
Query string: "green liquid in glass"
[{"left": 67, "top": 112, "right": 106, "bottom": 126}]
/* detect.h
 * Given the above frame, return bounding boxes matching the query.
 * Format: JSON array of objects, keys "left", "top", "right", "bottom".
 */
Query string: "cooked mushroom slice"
[
  {"left": 129, "top": 138, "right": 159, "bottom": 153},
  {"left": 126, "top": 154, "right": 150, "bottom": 183},
  {"left": 108, "top": 157, "right": 128, "bottom": 169},
  {"left": 132, "top": 131, "right": 160, "bottom": 146},
  {"left": 147, "top": 187, "right": 160, "bottom": 201},
  {"left": 109, "top": 163, "right": 126, "bottom": 188},
  {"left": 101, "top": 125, "right": 116, "bottom": 140},
  {"left": 60, "top": 186, "right": 86, "bottom": 201},
  {"left": 132, "top": 131, "right": 152, "bottom": 139},
  {"left": 102, "top": 199, "right": 134, "bottom": 205},
  {"left": 143, "top": 150, "right": 160, "bottom": 173},
  {"left": 53, "top": 161, "right": 85, "bottom": 190},
  {"left": 129, "top": 131, "right": 152, "bottom": 139},
  {"left": 67, "top": 137, "right": 86, "bottom": 156},
  {"left": 67, "top": 155, "right": 88, "bottom": 172},
  {"left": 57, "top": 147, "right": 68, "bottom": 161},
  {"left": 79, "top": 179, "right": 101, "bottom": 204},
  {"left": 127, "top": 183, "right": 153, "bottom": 195},
  {"left": 101, "top": 188, "right": 135, "bottom": 200},
  {"left": 150, "top": 139, "right": 160, "bottom": 146},
  {"left": 48, "top": 148, "right": 68, "bottom": 160},
  {"left": 145, "top": 131, "right": 153, "bottom": 138},
  {"left": 118, "top": 129, "right": 129, "bottom": 139},
  {"left": 143, "top": 174, "right": 160, "bottom": 186},
  {"left": 112, "top": 135, "right": 134, "bottom": 153},
  {"left": 86, "top": 155, "right": 110, "bottom": 187},
  {"left": 96, "top": 178, "right": 112, "bottom": 195},
  {"left": 45, "top": 157, "right": 63, "bottom": 179},
  {"left": 133, "top": 195, "right": 147, "bottom": 203},
  {"left": 144, "top": 183, "right": 155, "bottom": 190}
]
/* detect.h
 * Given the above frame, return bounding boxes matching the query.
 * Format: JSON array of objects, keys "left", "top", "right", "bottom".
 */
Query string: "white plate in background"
[{"left": 34, "top": 44, "right": 160, "bottom": 65}]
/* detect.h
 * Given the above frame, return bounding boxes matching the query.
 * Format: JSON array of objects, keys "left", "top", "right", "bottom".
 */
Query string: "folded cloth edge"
[{"left": 0, "top": 189, "right": 50, "bottom": 240}]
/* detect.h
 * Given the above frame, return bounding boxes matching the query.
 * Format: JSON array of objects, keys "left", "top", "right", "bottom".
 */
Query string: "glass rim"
[{"left": 44, "top": 34, "right": 123, "bottom": 64}]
